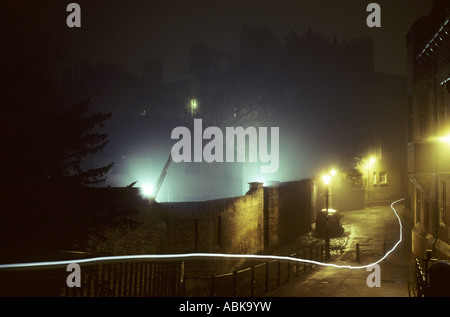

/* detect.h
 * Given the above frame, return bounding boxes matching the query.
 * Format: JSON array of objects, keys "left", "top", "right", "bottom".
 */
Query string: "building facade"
[{"left": 407, "top": 0, "right": 450, "bottom": 259}]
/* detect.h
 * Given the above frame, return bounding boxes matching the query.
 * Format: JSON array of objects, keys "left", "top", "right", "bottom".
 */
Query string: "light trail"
[{"left": 0, "top": 198, "right": 405, "bottom": 270}]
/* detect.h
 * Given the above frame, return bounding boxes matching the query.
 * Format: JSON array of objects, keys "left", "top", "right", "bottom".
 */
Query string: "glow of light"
[
  {"left": 190, "top": 98, "right": 197, "bottom": 114},
  {"left": 438, "top": 135, "right": 450, "bottom": 144},
  {"left": 321, "top": 208, "right": 337, "bottom": 214},
  {"left": 322, "top": 174, "right": 331, "bottom": 185},
  {"left": 369, "top": 157, "right": 376, "bottom": 164},
  {"left": 141, "top": 184, "right": 154, "bottom": 197},
  {"left": 0, "top": 199, "right": 405, "bottom": 271},
  {"left": 330, "top": 169, "right": 337, "bottom": 176}
]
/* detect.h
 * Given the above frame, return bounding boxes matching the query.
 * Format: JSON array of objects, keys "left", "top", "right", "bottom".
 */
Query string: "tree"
[{"left": 44, "top": 98, "right": 114, "bottom": 188}]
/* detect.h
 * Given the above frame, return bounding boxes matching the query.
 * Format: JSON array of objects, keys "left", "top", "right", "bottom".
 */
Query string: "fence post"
[
  {"left": 277, "top": 261, "right": 281, "bottom": 287},
  {"left": 356, "top": 243, "right": 360, "bottom": 262},
  {"left": 179, "top": 261, "right": 185, "bottom": 297},
  {"left": 295, "top": 253, "right": 299, "bottom": 277},
  {"left": 265, "top": 262, "right": 269, "bottom": 294},
  {"left": 233, "top": 271, "right": 237, "bottom": 297},
  {"left": 303, "top": 250, "right": 307, "bottom": 272},
  {"left": 210, "top": 275, "right": 216, "bottom": 297},
  {"left": 250, "top": 266, "right": 255, "bottom": 297},
  {"left": 287, "top": 261, "right": 291, "bottom": 282}
]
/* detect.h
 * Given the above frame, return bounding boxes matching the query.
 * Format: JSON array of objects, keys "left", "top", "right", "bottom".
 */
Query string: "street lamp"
[{"left": 322, "top": 174, "right": 331, "bottom": 261}]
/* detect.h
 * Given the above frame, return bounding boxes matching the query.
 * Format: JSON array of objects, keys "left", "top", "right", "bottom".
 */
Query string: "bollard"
[
  {"left": 356, "top": 243, "right": 360, "bottom": 262},
  {"left": 321, "top": 245, "right": 324, "bottom": 262}
]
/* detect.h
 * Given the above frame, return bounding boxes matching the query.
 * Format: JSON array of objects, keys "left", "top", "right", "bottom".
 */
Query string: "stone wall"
[
  {"left": 84, "top": 180, "right": 315, "bottom": 273},
  {"left": 150, "top": 182, "right": 264, "bottom": 256}
]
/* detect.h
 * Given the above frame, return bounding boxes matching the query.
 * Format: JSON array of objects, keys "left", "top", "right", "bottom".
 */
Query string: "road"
[{"left": 268, "top": 203, "right": 414, "bottom": 297}]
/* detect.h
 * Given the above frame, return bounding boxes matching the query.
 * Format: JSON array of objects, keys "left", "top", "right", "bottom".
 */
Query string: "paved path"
[{"left": 268, "top": 203, "right": 414, "bottom": 297}]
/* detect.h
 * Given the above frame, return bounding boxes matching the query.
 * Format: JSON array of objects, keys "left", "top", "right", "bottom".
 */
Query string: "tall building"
[{"left": 406, "top": 0, "right": 450, "bottom": 259}]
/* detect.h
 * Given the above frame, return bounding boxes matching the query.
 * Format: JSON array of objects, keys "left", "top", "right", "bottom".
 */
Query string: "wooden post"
[
  {"left": 356, "top": 243, "right": 360, "bottom": 262},
  {"left": 303, "top": 250, "right": 307, "bottom": 272},
  {"left": 210, "top": 275, "right": 216, "bottom": 297},
  {"left": 179, "top": 261, "right": 185, "bottom": 297},
  {"left": 287, "top": 261, "right": 291, "bottom": 282},
  {"left": 233, "top": 271, "right": 237, "bottom": 297},
  {"left": 277, "top": 261, "right": 281, "bottom": 287},
  {"left": 250, "top": 266, "right": 255, "bottom": 297}
]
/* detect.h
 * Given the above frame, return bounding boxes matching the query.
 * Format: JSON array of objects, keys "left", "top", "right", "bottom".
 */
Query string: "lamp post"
[{"left": 323, "top": 174, "right": 331, "bottom": 261}]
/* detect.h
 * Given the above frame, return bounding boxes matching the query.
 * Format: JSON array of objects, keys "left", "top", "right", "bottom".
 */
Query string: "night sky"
[
  {"left": 2, "top": 0, "right": 433, "bottom": 81},
  {"left": 1, "top": 0, "right": 437, "bottom": 198}
]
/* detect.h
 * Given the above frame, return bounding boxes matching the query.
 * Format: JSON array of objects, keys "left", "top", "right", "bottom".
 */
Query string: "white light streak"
[{"left": 0, "top": 199, "right": 405, "bottom": 270}]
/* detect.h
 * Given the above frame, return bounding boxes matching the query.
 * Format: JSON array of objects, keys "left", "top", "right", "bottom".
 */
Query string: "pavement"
[{"left": 268, "top": 202, "right": 415, "bottom": 297}]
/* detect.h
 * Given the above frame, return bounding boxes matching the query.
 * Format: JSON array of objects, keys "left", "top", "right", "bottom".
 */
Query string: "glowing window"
[
  {"left": 379, "top": 172, "right": 387, "bottom": 184},
  {"left": 190, "top": 99, "right": 198, "bottom": 115}
]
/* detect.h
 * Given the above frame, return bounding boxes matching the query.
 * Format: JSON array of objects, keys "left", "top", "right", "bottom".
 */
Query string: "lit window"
[
  {"left": 189, "top": 98, "right": 198, "bottom": 115},
  {"left": 373, "top": 172, "right": 377, "bottom": 185},
  {"left": 379, "top": 172, "right": 387, "bottom": 184}
]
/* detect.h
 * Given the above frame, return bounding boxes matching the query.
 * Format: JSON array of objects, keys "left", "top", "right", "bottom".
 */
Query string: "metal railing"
[
  {"left": 413, "top": 250, "right": 450, "bottom": 297},
  {"left": 0, "top": 258, "right": 183, "bottom": 297},
  {"left": 1, "top": 245, "right": 325, "bottom": 297},
  {"left": 182, "top": 246, "right": 324, "bottom": 297}
]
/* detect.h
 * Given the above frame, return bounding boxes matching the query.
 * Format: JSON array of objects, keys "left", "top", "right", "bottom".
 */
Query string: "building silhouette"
[{"left": 406, "top": 0, "right": 450, "bottom": 259}]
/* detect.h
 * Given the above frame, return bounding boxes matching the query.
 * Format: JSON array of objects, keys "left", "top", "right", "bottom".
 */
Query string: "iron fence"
[
  {"left": 0, "top": 259, "right": 183, "bottom": 297},
  {"left": 182, "top": 245, "right": 324, "bottom": 297},
  {"left": 413, "top": 250, "right": 450, "bottom": 297}
]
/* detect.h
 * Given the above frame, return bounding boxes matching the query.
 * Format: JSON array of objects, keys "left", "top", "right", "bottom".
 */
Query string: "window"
[
  {"left": 379, "top": 172, "right": 387, "bottom": 184},
  {"left": 189, "top": 98, "right": 198, "bottom": 115},
  {"left": 373, "top": 172, "right": 377, "bottom": 185}
]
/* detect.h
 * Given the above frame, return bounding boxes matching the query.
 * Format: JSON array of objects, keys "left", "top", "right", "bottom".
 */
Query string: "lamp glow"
[
  {"left": 438, "top": 135, "right": 450, "bottom": 144},
  {"left": 141, "top": 184, "right": 154, "bottom": 197},
  {"left": 190, "top": 98, "right": 198, "bottom": 114},
  {"left": 323, "top": 174, "right": 331, "bottom": 185}
]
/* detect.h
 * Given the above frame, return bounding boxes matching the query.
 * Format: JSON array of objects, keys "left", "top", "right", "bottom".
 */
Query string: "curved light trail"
[{"left": 0, "top": 198, "right": 405, "bottom": 270}]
